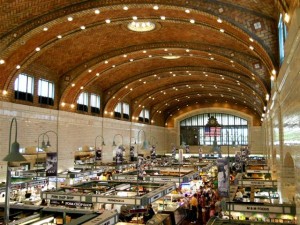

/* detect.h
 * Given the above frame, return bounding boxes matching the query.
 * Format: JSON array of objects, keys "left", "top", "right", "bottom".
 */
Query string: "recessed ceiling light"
[
  {"left": 105, "top": 19, "right": 111, "bottom": 23},
  {"left": 95, "top": 9, "right": 100, "bottom": 14},
  {"left": 153, "top": 5, "right": 159, "bottom": 10},
  {"left": 217, "top": 18, "right": 222, "bottom": 23},
  {"left": 43, "top": 27, "right": 48, "bottom": 31},
  {"left": 16, "top": 65, "right": 21, "bottom": 69},
  {"left": 80, "top": 86, "right": 84, "bottom": 90},
  {"left": 249, "top": 45, "right": 254, "bottom": 50},
  {"left": 186, "top": 49, "right": 190, "bottom": 52},
  {"left": 160, "top": 16, "right": 166, "bottom": 20},
  {"left": 96, "top": 73, "right": 100, "bottom": 76},
  {"left": 190, "top": 19, "right": 195, "bottom": 23},
  {"left": 57, "top": 35, "right": 62, "bottom": 39},
  {"left": 105, "top": 60, "right": 108, "bottom": 64},
  {"left": 220, "top": 29, "right": 224, "bottom": 32},
  {"left": 88, "top": 69, "right": 92, "bottom": 73},
  {"left": 71, "top": 83, "right": 75, "bottom": 87},
  {"left": 80, "top": 26, "right": 86, "bottom": 30},
  {"left": 132, "top": 16, "right": 138, "bottom": 20},
  {"left": 249, "top": 37, "right": 254, "bottom": 42},
  {"left": 185, "top": 9, "right": 190, "bottom": 13},
  {"left": 130, "top": 59, "right": 134, "bottom": 61},
  {"left": 123, "top": 6, "right": 128, "bottom": 10},
  {"left": 148, "top": 55, "right": 152, "bottom": 57},
  {"left": 143, "top": 50, "right": 147, "bottom": 53},
  {"left": 0, "top": 59, "right": 5, "bottom": 64},
  {"left": 123, "top": 54, "right": 127, "bottom": 57},
  {"left": 67, "top": 17, "right": 73, "bottom": 21}
]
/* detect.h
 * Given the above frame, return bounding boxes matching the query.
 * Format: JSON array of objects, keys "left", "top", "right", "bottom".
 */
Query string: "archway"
[{"left": 281, "top": 152, "right": 296, "bottom": 203}]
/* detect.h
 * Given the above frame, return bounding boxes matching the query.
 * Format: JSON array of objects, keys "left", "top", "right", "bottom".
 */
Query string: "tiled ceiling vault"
[{"left": 0, "top": 0, "right": 286, "bottom": 127}]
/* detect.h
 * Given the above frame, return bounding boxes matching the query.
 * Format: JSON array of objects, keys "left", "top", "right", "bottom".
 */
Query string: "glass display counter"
[
  {"left": 233, "top": 187, "right": 279, "bottom": 204},
  {"left": 155, "top": 203, "right": 186, "bottom": 225},
  {"left": 146, "top": 214, "right": 172, "bottom": 225}
]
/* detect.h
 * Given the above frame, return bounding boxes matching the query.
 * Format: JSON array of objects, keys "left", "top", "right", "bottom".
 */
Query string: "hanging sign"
[
  {"left": 217, "top": 158, "right": 229, "bottom": 197},
  {"left": 46, "top": 152, "right": 58, "bottom": 176}
]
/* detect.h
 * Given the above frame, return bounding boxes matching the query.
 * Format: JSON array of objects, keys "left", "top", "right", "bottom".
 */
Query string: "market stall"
[
  {"left": 226, "top": 202, "right": 296, "bottom": 223},
  {"left": 112, "top": 169, "right": 198, "bottom": 185},
  {"left": 41, "top": 180, "right": 176, "bottom": 211}
]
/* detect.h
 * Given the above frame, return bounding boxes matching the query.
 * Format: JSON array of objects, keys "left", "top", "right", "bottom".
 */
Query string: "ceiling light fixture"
[
  {"left": 162, "top": 56, "right": 181, "bottom": 60},
  {"left": 127, "top": 21, "right": 156, "bottom": 32},
  {"left": 284, "top": 13, "right": 290, "bottom": 23}
]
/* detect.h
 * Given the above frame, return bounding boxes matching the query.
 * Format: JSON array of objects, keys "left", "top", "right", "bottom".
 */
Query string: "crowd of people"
[{"left": 181, "top": 183, "right": 223, "bottom": 224}]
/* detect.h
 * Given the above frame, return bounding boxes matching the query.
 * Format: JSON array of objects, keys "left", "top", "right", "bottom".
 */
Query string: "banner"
[
  {"left": 137, "top": 156, "right": 145, "bottom": 180},
  {"left": 150, "top": 145, "right": 156, "bottom": 162},
  {"left": 217, "top": 158, "right": 229, "bottom": 197},
  {"left": 46, "top": 152, "right": 57, "bottom": 176},
  {"left": 171, "top": 145, "right": 176, "bottom": 158},
  {"left": 130, "top": 146, "right": 135, "bottom": 161},
  {"left": 198, "top": 148, "right": 202, "bottom": 161},
  {"left": 95, "top": 148, "right": 102, "bottom": 161},
  {"left": 185, "top": 145, "right": 190, "bottom": 153},
  {"left": 115, "top": 146, "right": 124, "bottom": 165},
  {"left": 178, "top": 149, "right": 183, "bottom": 164}
]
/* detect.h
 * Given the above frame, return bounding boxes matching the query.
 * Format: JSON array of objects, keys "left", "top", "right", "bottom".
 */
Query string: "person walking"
[{"left": 189, "top": 193, "right": 198, "bottom": 223}]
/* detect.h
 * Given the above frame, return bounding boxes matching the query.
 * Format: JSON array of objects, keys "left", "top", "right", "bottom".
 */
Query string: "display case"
[
  {"left": 158, "top": 204, "right": 186, "bottom": 225},
  {"left": 233, "top": 187, "right": 279, "bottom": 204},
  {"left": 146, "top": 214, "right": 172, "bottom": 225}
]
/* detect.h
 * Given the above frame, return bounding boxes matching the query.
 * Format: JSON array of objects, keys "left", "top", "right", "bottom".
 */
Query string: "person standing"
[
  {"left": 143, "top": 204, "right": 155, "bottom": 223},
  {"left": 190, "top": 193, "right": 198, "bottom": 223}
]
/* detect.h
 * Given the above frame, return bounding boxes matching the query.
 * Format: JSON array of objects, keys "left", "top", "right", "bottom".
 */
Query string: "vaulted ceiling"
[{"left": 0, "top": 0, "right": 283, "bottom": 127}]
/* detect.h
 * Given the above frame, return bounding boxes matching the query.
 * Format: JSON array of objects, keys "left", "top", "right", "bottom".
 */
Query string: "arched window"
[
  {"left": 180, "top": 113, "right": 248, "bottom": 146},
  {"left": 114, "top": 102, "right": 130, "bottom": 120},
  {"left": 139, "top": 109, "right": 150, "bottom": 123}
]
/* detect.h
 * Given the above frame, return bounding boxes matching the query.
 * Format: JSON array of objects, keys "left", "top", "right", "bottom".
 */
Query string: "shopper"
[
  {"left": 182, "top": 194, "right": 190, "bottom": 220},
  {"left": 143, "top": 204, "right": 155, "bottom": 223},
  {"left": 189, "top": 193, "right": 198, "bottom": 223}
]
